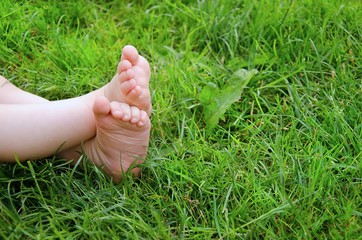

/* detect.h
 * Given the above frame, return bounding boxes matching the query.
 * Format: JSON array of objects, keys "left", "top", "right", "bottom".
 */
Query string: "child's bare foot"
[
  {"left": 83, "top": 96, "right": 150, "bottom": 183},
  {"left": 102, "top": 45, "right": 152, "bottom": 116}
]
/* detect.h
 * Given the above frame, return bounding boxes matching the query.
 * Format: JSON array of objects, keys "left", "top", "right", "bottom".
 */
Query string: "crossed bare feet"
[{"left": 83, "top": 45, "right": 151, "bottom": 183}]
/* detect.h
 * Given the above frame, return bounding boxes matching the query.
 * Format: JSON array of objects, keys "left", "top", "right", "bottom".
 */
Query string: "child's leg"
[
  {"left": 0, "top": 97, "right": 96, "bottom": 161},
  {"left": 0, "top": 95, "right": 151, "bottom": 181},
  {"left": 0, "top": 96, "right": 151, "bottom": 183},
  {"left": 0, "top": 45, "right": 151, "bottom": 114},
  {"left": 0, "top": 45, "right": 152, "bottom": 163},
  {"left": 0, "top": 45, "right": 152, "bottom": 182}
]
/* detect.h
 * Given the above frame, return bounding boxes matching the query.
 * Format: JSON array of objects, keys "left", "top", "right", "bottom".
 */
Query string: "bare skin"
[
  {"left": 0, "top": 45, "right": 151, "bottom": 114},
  {"left": 0, "top": 45, "right": 151, "bottom": 182},
  {"left": 105, "top": 46, "right": 152, "bottom": 116},
  {"left": 83, "top": 96, "right": 150, "bottom": 182}
]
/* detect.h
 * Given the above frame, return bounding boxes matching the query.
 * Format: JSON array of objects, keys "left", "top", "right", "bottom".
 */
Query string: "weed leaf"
[{"left": 200, "top": 69, "right": 258, "bottom": 129}]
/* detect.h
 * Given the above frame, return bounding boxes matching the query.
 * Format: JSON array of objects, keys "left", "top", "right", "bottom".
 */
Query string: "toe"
[
  {"left": 110, "top": 102, "right": 131, "bottom": 121},
  {"left": 128, "top": 85, "right": 143, "bottom": 98},
  {"left": 110, "top": 105, "right": 124, "bottom": 119},
  {"left": 120, "top": 79, "right": 137, "bottom": 95},
  {"left": 130, "top": 106, "right": 141, "bottom": 124},
  {"left": 121, "top": 103, "right": 132, "bottom": 121},
  {"left": 137, "top": 110, "right": 149, "bottom": 127},
  {"left": 117, "top": 60, "right": 132, "bottom": 74},
  {"left": 93, "top": 96, "right": 111, "bottom": 117},
  {"left": 121, "top": 45, "right": 139, "bottom": 66},
  {"left": 119, "top": 69, "right": 135, "bottom": 83}
]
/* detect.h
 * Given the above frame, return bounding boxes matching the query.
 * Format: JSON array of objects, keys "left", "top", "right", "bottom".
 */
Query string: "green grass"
[{"left": 0, "top": 0, "right": 361, "bottom": 239}]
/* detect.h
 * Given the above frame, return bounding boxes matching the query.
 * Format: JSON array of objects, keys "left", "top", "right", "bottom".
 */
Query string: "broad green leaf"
[{"left": 200, "top": 68, "right": 258, "bottom": 129}]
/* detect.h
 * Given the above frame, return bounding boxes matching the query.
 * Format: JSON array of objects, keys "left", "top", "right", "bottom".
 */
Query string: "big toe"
[
  {"left": 93, "top": 96, "right": 111, "bottom": 117},
  {"left": 121, "top": 45, "right": 139, "bottom": 65}
]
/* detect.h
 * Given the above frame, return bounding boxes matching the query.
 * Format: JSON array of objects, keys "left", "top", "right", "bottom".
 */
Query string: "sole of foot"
[{"left": 83, "top": 96, "right": 151, "bottom": 183}]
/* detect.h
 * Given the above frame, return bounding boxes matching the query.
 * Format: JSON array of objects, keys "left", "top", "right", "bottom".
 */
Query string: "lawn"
[{"left": 0, "top": 0, "right": 361, "bottom": 239}]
